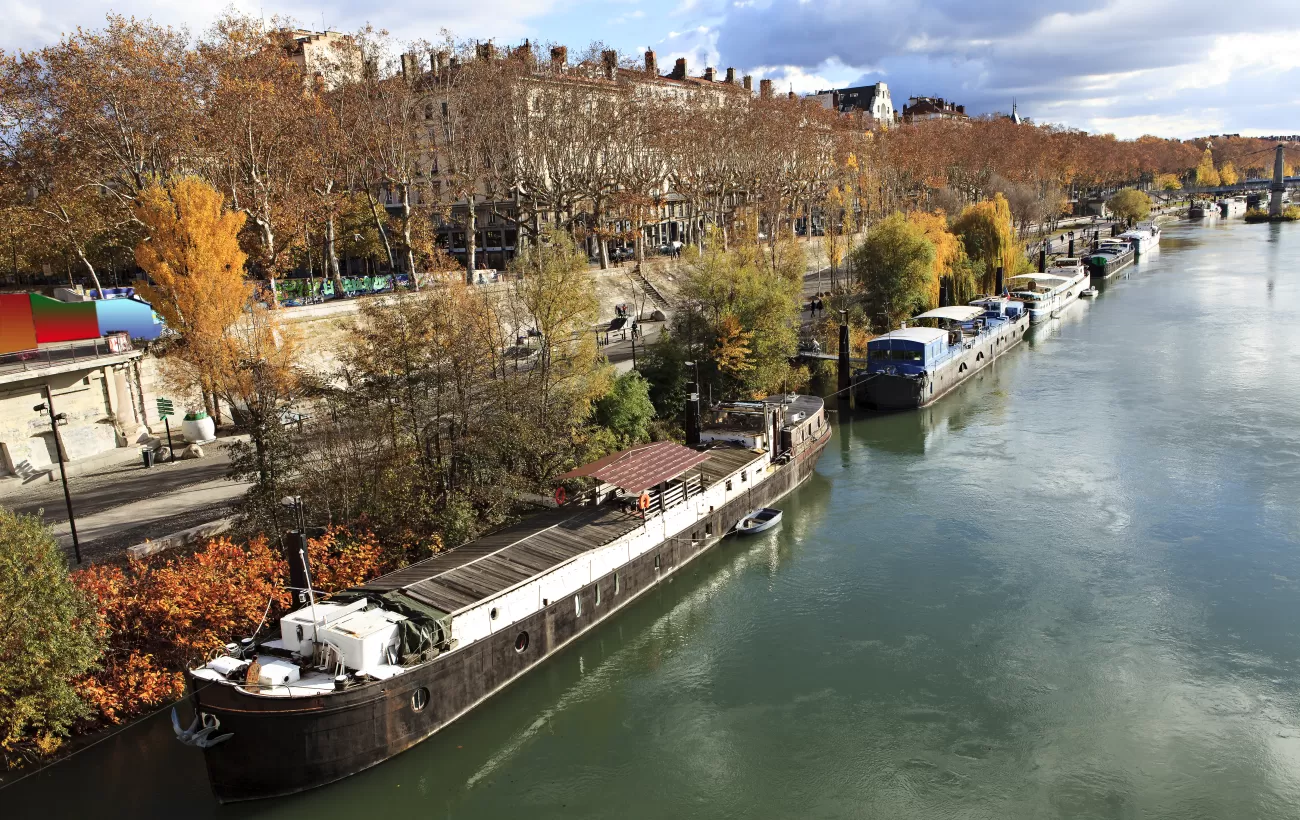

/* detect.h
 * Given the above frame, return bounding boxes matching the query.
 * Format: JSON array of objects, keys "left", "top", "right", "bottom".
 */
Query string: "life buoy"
[
  {"left": 554, "top": 486, "right": 566, "bottom": 506},
  {"left": 638, "top": 491, "right": 651, "bottom": 511}
]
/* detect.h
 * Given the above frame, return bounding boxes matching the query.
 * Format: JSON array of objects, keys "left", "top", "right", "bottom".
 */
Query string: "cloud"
[{"left": 705, "top": 0, "right": 1300, "bottom": 137}]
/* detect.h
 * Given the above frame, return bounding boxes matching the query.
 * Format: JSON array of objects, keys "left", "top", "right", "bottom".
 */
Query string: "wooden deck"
[{"left": 358, "top": 444, "right": 766, "bottom": 614}]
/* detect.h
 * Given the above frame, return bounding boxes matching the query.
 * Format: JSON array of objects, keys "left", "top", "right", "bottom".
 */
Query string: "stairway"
[{"left": 633, "top": 265, "right": 672, "bottom": 312}]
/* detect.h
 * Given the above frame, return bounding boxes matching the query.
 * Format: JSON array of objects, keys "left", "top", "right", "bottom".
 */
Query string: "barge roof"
[{"left": 359, "top": 444, "right": 766, "bottom": 613}]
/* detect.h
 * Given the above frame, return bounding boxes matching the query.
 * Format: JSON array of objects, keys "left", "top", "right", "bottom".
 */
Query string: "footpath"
[{"left": 2, "top": 436, "right": 250, "bottom": 563}]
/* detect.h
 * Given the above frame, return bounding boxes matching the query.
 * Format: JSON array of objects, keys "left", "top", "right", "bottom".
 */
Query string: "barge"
[
  {"left": 1189, "top": 200, "right": 1219, "bottom": 220},
  {"left": 1119, "top": 221, "right": 1161, "bottom": 254},
  {"left": 180, "top": 394, "right": 830, "bottom": 802},
  {"left": 1218, "top": 196, "right": 1248, "bottom": 218},
  {"left": 851, "top": 300, "right": 1027, "bottom": 411},
  {"left": 1007, "top": 256, "right": 1089, "bottom": 324},
  {"left": 1085, "top": 238, "right": 1135, "bottom": 279}
]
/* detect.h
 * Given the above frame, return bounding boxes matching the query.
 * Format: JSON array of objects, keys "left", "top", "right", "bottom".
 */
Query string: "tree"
[
  {"left": 851, "top": 212, "right": 935, "bottom": 331},
  {"left": 1153, "top": 173, "right": 1182, "bottom": 191},
  {"left": 133, "top": 177, "right": 249, "bottom": 421},
  {"left": 1195, "top": 149, "right": 1221, "bottom": 187},
  {"left": 951, "top": 193, "right": 1019, "bottom": 294},
  {"left": 1106, "top": 188, "right": 1152, "bottom": 225},
  {"left": 594, "top": 372, "right": 656, "bottom": 446},
  {"left": 0, "top": 509, "right": 100, "bottom": 767},
  {"left": 1218, "top": 161, "right": 1238, "bottom": 186}
]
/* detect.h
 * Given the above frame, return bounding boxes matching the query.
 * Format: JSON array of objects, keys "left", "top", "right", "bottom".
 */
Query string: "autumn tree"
[
  {"left": 1195, "top": 149, "right": 1221, "bottom": 187},
  {"left": 1106, "top": 188, "right": 1152, "bottom": 225},
  {"left": 1218, "top": 161, "right": 1238, "bottom": 186},
  {"left": 0, "top": 510, "right": 101, "bottom": 767},
  {"left": 951, "top": 194, "right": 1021, "bottom": 292},
  {"left": 1153, "top": 173, "right": 1183, "bottom": 191},
  {"left": 133, "top": 177, "right": 249, "bottom": 422},
  {"left": 851, "top": 212, "right": 936, "bottom": 331}
]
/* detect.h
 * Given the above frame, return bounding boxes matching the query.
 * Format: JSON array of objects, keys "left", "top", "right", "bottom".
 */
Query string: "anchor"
[{"left": 172, "top": 708, "right": 233, "bottom": 749}]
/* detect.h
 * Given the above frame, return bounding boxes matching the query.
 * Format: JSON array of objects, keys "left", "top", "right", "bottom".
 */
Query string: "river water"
[{"left": 7, "top": 220, "right": 1300, "bottom": 819}]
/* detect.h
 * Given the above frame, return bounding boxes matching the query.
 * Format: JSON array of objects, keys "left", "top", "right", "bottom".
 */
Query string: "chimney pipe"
[
  {"left": 645, "top": 50, "right": 658, "bottom": 75},
  {"left": 743, "top": 75, "right": 753, "bottom": 92},
  {"left": 759, "top": 79, "right": 772, "bottom": 99},
  {"left": 725, "top": 67, "right": 735, "bottom": 84},
  {"left": 671, "top": 57, "right": 687, "bottom": 80},
  {"left": 400, "top": 53, "right": 418, "bottom": 80},
  {"left": 704, "top": 67, "right": 716, "bottom": 82},
  {"left": 788, "top": 90, "right": 796, "bottom": 99},
  {"left": 430, "top": 51, "right": 444, "bottom": 75},
  {"left": 550, "top": 46, "right": 567, "bottom": 71},
  {"left": 601, "top": 49, "right": 617, "bottom": 80}
]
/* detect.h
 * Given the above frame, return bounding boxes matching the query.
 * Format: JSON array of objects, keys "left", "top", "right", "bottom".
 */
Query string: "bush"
[
  {"left": 69, "top": 528, "right": 383, "bottom": 728},
  {"left": 595, "top": 372, "right": 656, "bottom": 446},
  {"left": 0, "top": 510, "right": 101, "bottom": 768}
]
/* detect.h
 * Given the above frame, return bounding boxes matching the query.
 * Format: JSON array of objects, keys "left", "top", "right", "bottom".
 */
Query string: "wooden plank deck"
[{"left": 360, "top": 445, "right": 766, "bottom": 614}]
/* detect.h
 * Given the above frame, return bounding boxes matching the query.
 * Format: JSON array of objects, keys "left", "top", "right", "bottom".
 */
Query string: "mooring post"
[
  {"left": 1038, "top": 247, "right": 1046, "bottom": 273},
  {"left": 837, "top": 309, "right": 851, "bottom": 404},
  {"left": 996, "top": 266, "right": 1004, "bottom": 295},
  {"left": 1270, "top": 143, "right": 1286, "bottom": 217}
]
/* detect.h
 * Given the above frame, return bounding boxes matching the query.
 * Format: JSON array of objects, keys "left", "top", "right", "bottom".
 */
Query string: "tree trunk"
[
  {"left": 325, "top": 214, "right": 345, "bottom": 296},
  {"left": 399, "top": 183, "right": 419, "bottom": 290},
  {"left": 465, "top": 194, "right": 478, "bottom": 284},
  {"left": 365, "top": 190, "right": 398, "bottom": 272},
  {"left": 595, "top": 195, "right": 610, "bottom": 270},
  {"left": 72, "top": 245, "right": 106, "bottom": 299}
]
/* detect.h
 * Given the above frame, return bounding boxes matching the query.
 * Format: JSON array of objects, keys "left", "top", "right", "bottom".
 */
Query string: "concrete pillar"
[{"left": 1270, "top": 143, "right": 1286, "bottom": 217}]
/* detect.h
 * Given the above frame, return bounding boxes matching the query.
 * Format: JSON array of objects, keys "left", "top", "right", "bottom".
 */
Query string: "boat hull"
[
  {"left": 1087, "top": 252, "right": 1134, "bottom": 280},
  {"left": 853, "top": 315, "right": 1027, "bottom": 410},
  {"left": 189, "top": 432, "right": 829, "bottom": 802}
]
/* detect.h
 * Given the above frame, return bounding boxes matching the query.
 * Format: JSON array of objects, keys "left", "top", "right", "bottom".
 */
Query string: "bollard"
[
  {"left": 837, "top": 310, "right": 851, "bottom": 404},
  {"left": 1038, "top": 248, "right": 1046, "bottom": 273}
]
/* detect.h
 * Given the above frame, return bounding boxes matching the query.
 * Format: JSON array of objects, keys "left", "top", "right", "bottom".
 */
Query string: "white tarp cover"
[
  {"left": 913, "top": 306, "right": 984, "bottom": 322},
  {"left": 1008, "top": 273, "right": 1070, "bottom": 283}
]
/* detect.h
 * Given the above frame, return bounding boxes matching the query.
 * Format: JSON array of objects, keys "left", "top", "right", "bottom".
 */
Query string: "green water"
[{"left": 6, "top": 221, "right": 1300, "bottom": 819}]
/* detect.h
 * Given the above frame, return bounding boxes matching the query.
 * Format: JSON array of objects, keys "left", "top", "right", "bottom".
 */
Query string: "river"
[{"left": 6, "top": 219, "right": 1300, "bottom": 818}]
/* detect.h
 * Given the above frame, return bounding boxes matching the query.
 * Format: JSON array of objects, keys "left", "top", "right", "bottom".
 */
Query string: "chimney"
[
  {"left": 550, "top": 46, "right": 567, "bottom": 71},
  {"left": 671, "top": 57, "right": 687, "bottom": 80},
  {"left": 448, "top": 56, "right": 460, "bottom": 71},
  {"left": 725, "top": 67, "right": 736, "bottom": 84},
  {"left": 743, "top": 75, "right": 753, "bottom": 92},
  {"left": 759, "top": 78, "right": 772, "bottom": 99},
  {"left": 476, "top": 42, "right": 497, "bottom": 61},
  {"left": 429, "top": 51, "right": 444, "bottom": 75},
  {"left": 601, "top": 49, "right": 617, "bottom": 80},
  {"left": 400, "top": 52, "right": 418, "bottom": 80},
  {"left": 788, "top": 90, "right": 796, "bottom": 99},
  {"left": 956, "top": 104, "right": 965, "bottom": 114},
  {"left": 645, "top": 50, "right": 658, "bottom": 76},
  {"left": 704, "top": 67, "right": 716, "bottom": 82},
  {"left": 514, "top": 39, "right": 533, "bottom": 65}
]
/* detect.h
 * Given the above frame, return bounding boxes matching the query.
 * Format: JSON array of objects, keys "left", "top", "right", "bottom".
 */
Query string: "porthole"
[
  {"left": 515, "top": 631, "right": 530, "bottom": 653},
  {"left": 411, "top": 687, "right": 429, "bottom": 712},
  {"left": 490, "top": 607, "right": 499, "bottom": 620}
]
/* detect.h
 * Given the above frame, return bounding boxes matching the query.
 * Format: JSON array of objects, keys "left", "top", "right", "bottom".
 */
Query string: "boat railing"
[{"left": 644, "top": 473, "right": 707, "bottom": 517}]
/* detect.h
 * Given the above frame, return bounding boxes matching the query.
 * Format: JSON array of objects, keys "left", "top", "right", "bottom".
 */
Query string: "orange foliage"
[
  {"left": 70, "top": 527, "right": 383, "bottom": 728},
  {"left": 906, "top": 210, "right": 960, "bottom": 308}
]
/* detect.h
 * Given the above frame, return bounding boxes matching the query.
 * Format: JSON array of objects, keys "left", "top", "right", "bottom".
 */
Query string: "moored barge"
[
  {"left": 851, "top": 300, "right": 1027, "bottom": 411},
  {"left": 1085, "top": 238, "right": 1135, "bottom": 279},
  {"left": 180, "top": 394, "right": 830, "bottom": 802}
]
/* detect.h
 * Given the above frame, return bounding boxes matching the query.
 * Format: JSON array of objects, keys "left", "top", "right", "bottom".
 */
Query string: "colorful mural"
[{"left": 0, "top": 293, "right": 164, "bottom": 355}]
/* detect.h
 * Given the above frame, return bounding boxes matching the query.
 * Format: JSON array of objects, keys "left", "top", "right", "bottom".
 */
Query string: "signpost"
[{"left": 156, "top": 397, "right": 176, "bottom": 462}]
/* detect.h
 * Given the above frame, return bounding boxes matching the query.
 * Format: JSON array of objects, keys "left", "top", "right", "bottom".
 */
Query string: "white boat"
[
  {"left": 1008, "top": 258, "right": 1088, "bottom": 323},
  {"left": 1081, "top": 287, "right": 1098, "bottom": 298},
  {"left": 736, "top": 508, "right": 782, "bottom": 534},
  {"left": 1218, "top": 196, "right": 1247, "bottom": 218},
  {"left": 1119, "top": 221, "right": 1161, "bottom": 254}
]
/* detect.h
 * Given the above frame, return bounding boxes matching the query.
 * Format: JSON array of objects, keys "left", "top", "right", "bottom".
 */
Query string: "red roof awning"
[{"left": 557, "top": 441, "right": 710, "bottom": 494}]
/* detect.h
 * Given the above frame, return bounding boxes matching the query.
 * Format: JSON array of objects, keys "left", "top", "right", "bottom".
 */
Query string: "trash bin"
[{"left": 141, "top": 447, "right": 155, "bottom": 468}]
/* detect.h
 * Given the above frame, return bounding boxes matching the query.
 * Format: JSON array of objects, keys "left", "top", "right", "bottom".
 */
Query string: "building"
[
  {"left": 902, "top": 96, "right": 968, "bottom": 123},
  {"left": 285, "top": 30, "right": 361, "bottom": 89},
  {"left": 1007, "top": 99, "right": 1023, "bottom": 125},
  {"left": 807, "top": 83, "right": 894, "bottom": 122}
]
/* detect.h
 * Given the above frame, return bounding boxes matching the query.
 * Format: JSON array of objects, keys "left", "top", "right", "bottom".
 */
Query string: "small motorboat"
[
  {"left": 736, "top": 508, "right": 783, "bottom": 534},
  {"left": 1081, "top": 287, "right": 1098, "bottom": 298}
]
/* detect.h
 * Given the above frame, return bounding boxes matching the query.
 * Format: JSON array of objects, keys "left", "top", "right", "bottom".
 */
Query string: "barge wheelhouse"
[
  {"left": 1085, "top": 238, "right": 1136, "bottom": 279},
  {"left": 181, "top": 394, "right": 830, "bottom": 802},
  {"left": 851, "top": 301, "right": 1027, "bottom": 411}
]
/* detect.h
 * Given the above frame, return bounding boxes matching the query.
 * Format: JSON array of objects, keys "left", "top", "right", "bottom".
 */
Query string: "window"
[
  {"left": 515, "top": 632, "right": 529, "bottom": 652},
  {"left": 574, "top": 595, "right": 582, "bottom": 617},
  {"left": 705, "top": 522, "right": 713, "bottom": 536},
  {"left": 490, "top": 607, "right": 499, "bottom": 620},
  {"left": 614, "top": 572, "right": 621, "bottom": 594},
  {"left": 654, "top": 554, "right": 661, "bottom": 570},
  {"left": 725, "top": 480, "right": 733, "bottom": 491},
  {"left": 741, "top": 471, "right": 747, "bottom": 483},
  {"left": 411, "top": 687, "right": 429, "bottom": 712}
]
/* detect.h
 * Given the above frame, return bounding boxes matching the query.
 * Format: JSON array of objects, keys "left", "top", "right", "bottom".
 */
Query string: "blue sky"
[{"left": 5, "top": 0, "right": 1298, "bottom": 139}]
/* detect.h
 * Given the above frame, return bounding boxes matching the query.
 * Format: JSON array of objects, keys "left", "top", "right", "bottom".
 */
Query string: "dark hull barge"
[{"left": 183, "top": 394, "right": 829, "bottom": 802}]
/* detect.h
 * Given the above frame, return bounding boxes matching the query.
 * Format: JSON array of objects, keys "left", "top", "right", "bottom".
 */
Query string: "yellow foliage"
[
  {"left": 951, "top": 194, "right": 1019, "bottom": 292},
  {"left": 1195, "top": 149, "right": 1220, "bottom": 187},
  {"left": 1154, "top": 173, "right": 1183, "bottom": 191},
  {"left": 1218, "top": 162, "right": 1238, "bottom": 186},
  {"left": 906, "top": 210, "right": 960, "bottom": 308},
  {"left": 715, "top": 314, "right": 755, "bottom": 376}
]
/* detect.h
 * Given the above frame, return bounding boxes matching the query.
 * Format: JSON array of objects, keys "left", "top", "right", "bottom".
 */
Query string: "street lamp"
[{"left": 34, "top": 390, "right": 80, "bottom": 563}]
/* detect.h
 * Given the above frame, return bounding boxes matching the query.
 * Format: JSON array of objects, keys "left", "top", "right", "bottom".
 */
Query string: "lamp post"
[
  {"left": 1068, "top": 230, "right": 1075, "bottom": 258},
  {"left": 35, "top": 388, "right": 81, "bottom": 563}
]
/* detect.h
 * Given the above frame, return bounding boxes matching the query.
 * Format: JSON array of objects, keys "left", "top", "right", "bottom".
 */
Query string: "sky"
[{"left": 4, "top": 0, "right": 1298, "bottom": 139}]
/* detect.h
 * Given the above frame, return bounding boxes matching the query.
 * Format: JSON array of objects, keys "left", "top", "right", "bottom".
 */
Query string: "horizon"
[{"left": 3, "top": 1, "right": 1298, "bottom": 141}]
